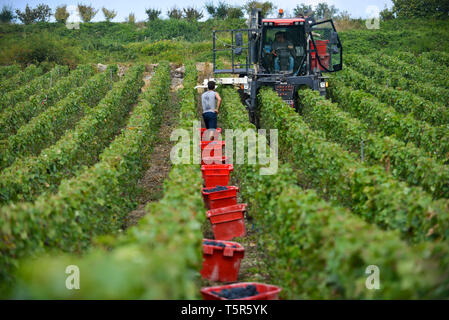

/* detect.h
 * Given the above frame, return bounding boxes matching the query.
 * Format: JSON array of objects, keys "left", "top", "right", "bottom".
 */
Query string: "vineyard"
[{"left": 0, "top": 14, "right": 449, "bottom": 301}]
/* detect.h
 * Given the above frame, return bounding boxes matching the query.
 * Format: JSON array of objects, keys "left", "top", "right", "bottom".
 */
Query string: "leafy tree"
[
  {"left": 205, "top": 1, "right": 227, "bottom": 19},
  {"left": 293, "top": 3, "right": 312, "bottom": 17},
  {"left": 243, "top": 1, "right": 276, "bottom": 17},
  {"left": 205, "top": 2, "right": 216, "bottom": 17},
  {"left": 0, "top": 5, "right": 15, "bottom": 23},
  {"left": 392, "top": 0, "right": 449, "bottom": 18},
  {"left": 227, "top": 6, "right": 244, "bottom": 19},
  {"left": 337, "top": 10, "right": 351, "bottom": 21},
  {"left": 315, "top": 2, "right": 339, "bottom": 19},
  {"left": 127, "top": 12, "right": 135, "bottom": 24},
  {"left": 102, "top": 7, "right": 117, "bottom": 22},
  {"left": 145, "top": 8, "right": 161, "bottom": 21},
  {"left": 380, "top": 5, "right": 395, "bottom": 21},
  {"left": 77, "top": 4, "right": 98, "bottom": 22},
  {"left": 167, "top": 7, "right": 183, "bottom": 19},
  {"left": 205, "top": 1, "right": 244, "bottom": 19},
  {"left": 215, "top": 1, "right": 230, "bottom": 19},
  {"left": 15, "top": 4, "right": 51, "bottom": 24},
  {"left": 34, "top": 4, "right": 52, "bottom": 22},
  {"left": 16, "top": 3, "right": 51, "bottom": 24},
  {"left": 55, "top": 5, "right": 70, "bottom": 24},
  {"left": 183, "top": 7, "right": 203, "bottom": 21},
  {"left": 15, "top": 5, "right": 38, "bottom": 24}
]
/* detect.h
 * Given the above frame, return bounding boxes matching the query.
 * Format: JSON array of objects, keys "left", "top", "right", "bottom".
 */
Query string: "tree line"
[
  {"left": 0, "top": 1, "right": 341, "bottom": 25},
  {"left": 0, "top": 1, "right": 447, "bottom": 25},
  {"left": 0, "top": 4, "right": 117, "bottom": 24}
]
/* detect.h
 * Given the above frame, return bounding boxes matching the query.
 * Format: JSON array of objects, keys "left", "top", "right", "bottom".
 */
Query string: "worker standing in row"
[{"left": 201, "top": 81, "right": 222, "bottom": 129}]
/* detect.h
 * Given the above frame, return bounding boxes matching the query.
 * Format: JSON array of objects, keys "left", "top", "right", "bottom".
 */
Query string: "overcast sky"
[{"left": 2, "top": 0, "right": 394, "bottom": 22}]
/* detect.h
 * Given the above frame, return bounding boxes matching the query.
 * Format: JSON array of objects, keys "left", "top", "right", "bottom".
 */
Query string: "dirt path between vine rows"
[{"left": 123, "top": 64, "right": 183, "bottom": 228}]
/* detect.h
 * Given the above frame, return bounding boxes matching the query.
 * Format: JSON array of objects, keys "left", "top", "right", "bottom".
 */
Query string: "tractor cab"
[
  {"left": 205, "top": 8, "right": 343, "bottom": 126},
  {"left": 259, "top": 17, "right": 342, "bottom": 76},
  {"left": 260, "top": 19, "right": 307, "bottom": 75}
]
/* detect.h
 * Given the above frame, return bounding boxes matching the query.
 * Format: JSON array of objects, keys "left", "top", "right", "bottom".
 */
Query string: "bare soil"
[{"left": 123, "top": 66, "right": 182, "bottom": 228}]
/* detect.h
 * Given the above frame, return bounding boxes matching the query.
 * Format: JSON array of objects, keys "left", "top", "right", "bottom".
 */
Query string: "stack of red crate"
[
  {"left": 199, "top": 128, "right": 246, "bottom": 283},
  {"left": 199, "top": 128, "right": 246, "bottom": 240},
  {"left": 198, "top": 127, "right": 280, "bottom": 300}
]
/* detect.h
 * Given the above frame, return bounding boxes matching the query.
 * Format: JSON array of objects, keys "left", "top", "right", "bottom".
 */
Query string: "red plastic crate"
[
  {"left": 201, "top": 282, "right": 282, "bottom": 300},
  {"left": 207, "top": 203, "right": 246, "bottom": 240},
  {"left": 201, "top": 164, "right": 233, "bottom": 188},
  {"left": 200, "top": 128, "right": 222, "bottom": 141},
  {"left": 201, "top": 156, "right": 227, "bottom": 166},
  {"left": 311, "top": 39, "right": 329, "bottom": 56},
  {"left": 202, "top": 186, "right": 239, "bottom": 210},
  {"left": 311, "top": 40, "right": 330, "bottom": 71},
  {"left": 201, "top": 141, "right": 225, "bottom": 158},
  {"left": 200, "top": 128, "right": 222, "bottom": 134},
  {"left": 200, "top": 239, "right": 244, "bottom": 282}
]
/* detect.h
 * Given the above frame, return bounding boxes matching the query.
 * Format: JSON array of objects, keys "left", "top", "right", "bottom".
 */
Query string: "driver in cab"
[{"left": 271, "top": 32, "right": 294, "bottom": 72}]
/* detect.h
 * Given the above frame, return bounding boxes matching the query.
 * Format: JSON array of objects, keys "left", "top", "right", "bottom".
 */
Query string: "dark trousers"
[{"left": 203, "top": 112, "right": 217, "bottom": 129}]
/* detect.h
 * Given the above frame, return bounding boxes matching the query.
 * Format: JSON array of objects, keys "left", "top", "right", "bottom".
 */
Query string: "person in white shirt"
[{"left": 201, "top": 81, "right": 222, "bottom": 129}]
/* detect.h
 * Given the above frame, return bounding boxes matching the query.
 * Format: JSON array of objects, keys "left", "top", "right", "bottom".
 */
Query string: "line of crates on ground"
[{"left": 198, "top": 128, "right": 281, "bottom": 300}]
